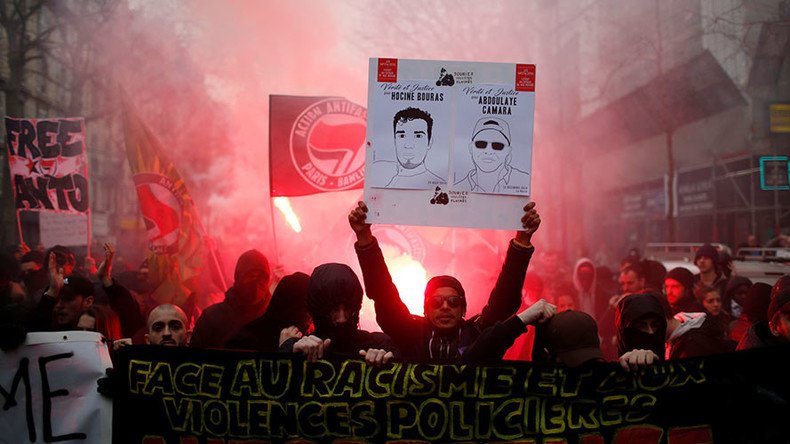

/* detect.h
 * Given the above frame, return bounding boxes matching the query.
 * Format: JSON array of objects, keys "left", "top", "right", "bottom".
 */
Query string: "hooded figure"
[
  {"left": 226, "top": 272, "right": 311, "bottom": 352},
  {"left": 572, "top": 258, "right": 607, "bottom": 319},
  {"left": 730, "top": 282, "right": 771, "bottom": 343},
  {"left": 643, "top": 260, "right": 667, "bottom": 292},
  {"left": 724, "top": 275, "right": 752, "bottom": 318},
  {"left": 190, "top": 250, "right": 271, "bottom": 349},
  {"left": 308, "top": 263, "right": 365, "bottom": 342},
  {"left": 280, "top": 263, "right": 395, "bottom": 359},
  {"left": 743, "top": 282, "right": 772, "bottom": 323},
  {"left": 615, "top": 292, "right": 668, "bottom": 359},
  {"left": 738, "top": 275, "right": 790, "bottom": 349}
]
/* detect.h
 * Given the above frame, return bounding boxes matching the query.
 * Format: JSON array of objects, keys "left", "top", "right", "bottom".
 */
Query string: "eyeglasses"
[
  {"left": 474, "top": 140, "right": 506, "bottom": 150},
  {"left": 428, "top": 295, "right": 463, "bottom": 309}
]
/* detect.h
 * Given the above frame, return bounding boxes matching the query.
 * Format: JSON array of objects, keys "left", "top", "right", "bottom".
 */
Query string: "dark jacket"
[
  {"left": 104, "top": 280, "right": 145, "bottom": 338},
  {"left": 355, "top": 237, "right": 533, "bottom": 360},
  {"left": 190, "top": 286, "right": 269, "bottom": 349},
  {"left": 669, "top": 314, "right": 735, "bottom": 358},
  {"left": 736, "top": 321, "right": 786, "bottom": 351},
  {"left": 693, "top": 272, "right": 729, "bottom": 313},
  {"left": 191, "top": 250, "right": 271, "bottom": 349},
  {"left": 615, "top": 292, "right": 668, "bottom": 359},
  {"left": 226, "top": 272, "right": 311, "bottom": 352},
  {"left": 461, "top": 315, "right": 527, "bottom": 363},
  {"left": 279, "top": 264, "right": 396, "bottom": 359},
  {"left": 672, "top": 295, "right": 704, "bottom": 315}
]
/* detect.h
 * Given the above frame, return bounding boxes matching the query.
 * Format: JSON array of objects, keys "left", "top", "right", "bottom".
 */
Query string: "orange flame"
[{"left": 273, "top": 197, "right": 302, "bottom": 233}]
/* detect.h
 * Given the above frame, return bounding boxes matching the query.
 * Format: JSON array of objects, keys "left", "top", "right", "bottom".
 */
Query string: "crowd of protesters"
[{"left": 1, "top": 201, "right": 789, "bottom": 374}]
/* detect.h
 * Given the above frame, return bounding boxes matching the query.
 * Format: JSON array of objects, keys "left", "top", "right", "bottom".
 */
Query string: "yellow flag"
[{"left": 121, "top": 99, "right": 208, "bottom": 306}]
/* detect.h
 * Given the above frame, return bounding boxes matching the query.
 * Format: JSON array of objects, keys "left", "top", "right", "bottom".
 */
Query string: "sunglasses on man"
[
  {"left": 428, "top": 295, "right": 464, "bottom": 310},
  {"left": 474, "top": 140, "right": 506, "bottom": 150}
]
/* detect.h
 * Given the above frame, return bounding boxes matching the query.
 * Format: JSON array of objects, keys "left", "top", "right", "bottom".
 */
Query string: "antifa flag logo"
[
  {"left": 373, "top": 225, "right": 426, "bottom": 262},
  {"left": 133, "top": 173, "right": 182, "bottom": 255},
  {"left": 344, "top": 225, "right": 426, "bottom": 263},
  {"left": 289, "top": 98, "right": 366, "bottom": 191}
]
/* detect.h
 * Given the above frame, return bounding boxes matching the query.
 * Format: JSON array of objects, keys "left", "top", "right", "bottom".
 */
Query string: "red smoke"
[{"left": 95, "top": 1, "right": 574, "bottom": 325}]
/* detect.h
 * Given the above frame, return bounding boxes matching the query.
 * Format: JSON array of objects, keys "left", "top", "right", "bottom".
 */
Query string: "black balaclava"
[
  {"left": 265, "top": 272, "right": 311, "bottom": 334},
  {"left": 232, "top": 249, "right": 271, "bottom": 304},
  {"left": 616, "top": 292, "right": 668, "bottom": 358},
  {"left": 306, "top": 263, "right": 363, "bottom": 347}
]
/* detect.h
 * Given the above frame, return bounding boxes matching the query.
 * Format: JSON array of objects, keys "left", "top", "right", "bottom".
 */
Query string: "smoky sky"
[{"left": 102, "top": 0, "right": 760, "bottom": 322}]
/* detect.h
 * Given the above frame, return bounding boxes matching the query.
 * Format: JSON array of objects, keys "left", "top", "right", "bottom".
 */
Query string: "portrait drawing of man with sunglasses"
[
  {"left": 349, "top": 200, "right": 541, "bottom": 360},
  {"left": 454, "top": 117, "right": 530, "bottom": 194}
]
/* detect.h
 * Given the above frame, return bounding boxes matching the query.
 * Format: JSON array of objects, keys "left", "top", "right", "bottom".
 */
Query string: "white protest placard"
[
  {"left": 364, "top": 58, "right": 536, "bottom": 230},
  {"left": 0, "top": 332, "right": 113, "bottom": 444},
  {"left": 39, "top": 211, "right": 89, "bottom": 247}
]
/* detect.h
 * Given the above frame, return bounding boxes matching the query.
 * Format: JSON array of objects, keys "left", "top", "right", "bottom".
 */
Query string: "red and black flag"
[
  {"left": 122, "top": 99, "right": 226, "bottom": 307},
  {"left": 269, "top": 95, "right": 367, "bottom": 196}
]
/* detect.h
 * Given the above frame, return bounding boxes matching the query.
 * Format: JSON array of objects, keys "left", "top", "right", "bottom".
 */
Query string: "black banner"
[{"left": 113, "top": 345, "right": 790, "bottom": 443}]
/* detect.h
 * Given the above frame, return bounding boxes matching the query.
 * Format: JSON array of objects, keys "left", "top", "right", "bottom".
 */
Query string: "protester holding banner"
[
  {"left": 599, "top": 261, "right": 649, "bottom": 360},
  {"left": 349, "top": 200, "right": 540, "bottom": 360},
  {"left": 226, "top": 272, "right": 312, "bottom": 352},
  {"left": 533, "top": 310, "right": 605, "bottom": 367},
  {"left": 144, "top": 303, "right": 191, "bottom": 347},
  {"left": 459, "top": 298, "right": 556, "bottom": 363},
  {"left": 280, "top": 263, "right": 396, "bottom": 365},
  {"left": 614, "top": 292, "right": 666, "bottom": 369},
  {"left": 616, "top": 291, "right": 734, "bottom": 362}
]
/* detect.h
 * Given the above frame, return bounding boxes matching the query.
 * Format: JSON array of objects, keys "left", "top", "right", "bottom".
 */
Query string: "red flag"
[
  {"left": 269, "top": 95, "right": 367, "bottom": 196},
  {"left": 122, "top": 100, "right": 226, "bottom": 307}
]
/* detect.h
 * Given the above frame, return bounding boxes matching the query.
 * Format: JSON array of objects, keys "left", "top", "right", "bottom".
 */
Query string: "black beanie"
[
  {"left": 666, "top": 267, "right": 694, "bottom": 290},
  {"left": 694, "top": 244, "right": 718, "bottom": 262},
  {"left": 424, "top": 275, "right": 466, "bottom": 312}
]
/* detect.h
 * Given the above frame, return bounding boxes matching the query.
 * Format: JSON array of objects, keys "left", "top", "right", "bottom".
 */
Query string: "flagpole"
[
  {"left": 82, "top": 118, "right": 91, "bottom": 259},
  {"left": 16, "top": 210, "right": 24, "bottom": 246},
  {"left": 194, "top": 214, "right": 228, "bottom": 291},
  {"left": 268, "top": 196, "right": 281, "bottom": 265},
  {"left": 267, "top": 94, "right": 282, "bottom": 266},
  {"left": 86, "top": 209, "right": 92, "bottom": 259}
]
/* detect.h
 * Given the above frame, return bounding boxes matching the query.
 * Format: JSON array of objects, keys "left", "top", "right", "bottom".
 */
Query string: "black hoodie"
[
  {"left": 190, "top": 250, "right": 271, "bottom": 349},
  {"left": 226, "top": 272, "right": 311, "bottom": 352},
  {"left": 281, "top": 263, "right": 395, "bottom": 359},
  {"left": 615, "top": 292, "right": 668, "bottom": 358}
]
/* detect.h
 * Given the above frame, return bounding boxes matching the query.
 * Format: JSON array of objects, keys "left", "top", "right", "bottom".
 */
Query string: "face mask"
[{"left": 621, "top": 327, "right": 665, "bottom": 358}]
